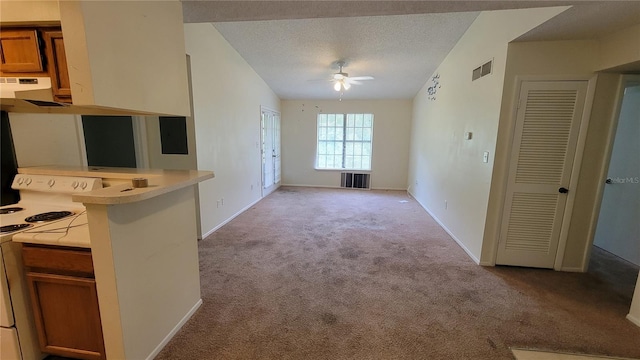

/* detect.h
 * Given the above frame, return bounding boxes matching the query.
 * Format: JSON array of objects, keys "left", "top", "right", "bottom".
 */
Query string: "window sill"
[{"left": 314, "top": 168, "right": 371, "bottom": 172}]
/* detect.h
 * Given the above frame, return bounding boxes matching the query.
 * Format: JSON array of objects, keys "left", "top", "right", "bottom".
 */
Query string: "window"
[{"left": 316, "top": 113, "right": 373, "bottom": 170}]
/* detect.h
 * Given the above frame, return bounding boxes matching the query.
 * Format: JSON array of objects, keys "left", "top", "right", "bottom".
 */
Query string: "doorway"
[
  {"left": 261, "top": 107, "right": 281, "bottom": 197},
  {"left": 593, "top": 77, "right": 640, "bottom": 265}
]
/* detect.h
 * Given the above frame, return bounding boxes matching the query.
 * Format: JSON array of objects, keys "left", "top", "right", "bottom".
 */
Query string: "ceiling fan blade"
[
  {"left": 348, "top": 80, "right": 362, "bottom": 85},
  {"left": 348, "top": 76, "right": 374, "bottom": 81}
]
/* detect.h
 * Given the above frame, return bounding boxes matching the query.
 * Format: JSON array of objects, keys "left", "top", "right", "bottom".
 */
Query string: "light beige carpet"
[{"left": 156, "top": 187, "right": 640, "bottom": 359}]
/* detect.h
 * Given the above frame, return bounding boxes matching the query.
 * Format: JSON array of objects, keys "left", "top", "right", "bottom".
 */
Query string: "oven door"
[
  {"left": 0, "top": 327, "right": 22, "bottom": 360},
  {"left": 1, "top": 251, "right": 15, "bottom": 327}
]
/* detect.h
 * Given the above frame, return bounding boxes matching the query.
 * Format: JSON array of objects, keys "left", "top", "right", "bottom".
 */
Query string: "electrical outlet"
[
  {"left": 445, "top": 200, "right": 448, "bottom": 210},
  {"left": 221, "top": 198, "right": 224, "bottom": 206},
  {"left": 483, "top": 151, "right": 489, "bottom": 163},
  {"left": 216, "top": 200, "right": 220, "bottom": 208}
]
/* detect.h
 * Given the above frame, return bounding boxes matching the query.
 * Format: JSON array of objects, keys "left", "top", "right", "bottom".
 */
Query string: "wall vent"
[
  {"left": 472, "top": 59, "right": 493, "bottom": 81},
  {"left": 340, "top": 172, "right": 370, "bottom": 189}
]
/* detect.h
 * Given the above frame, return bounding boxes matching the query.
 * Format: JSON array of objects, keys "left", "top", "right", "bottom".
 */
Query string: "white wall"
[
  {"left": 8, "top": 113, "right": 86, "bottom": 167},
  {"left": 281, "top": 99, "right": 411, "bottom": 190},
  {"left": 184, "top": 23, "right": 280, "bottom": 237},
  {"left": 407, "top": 7, "right": 566, "bottom": 263}
]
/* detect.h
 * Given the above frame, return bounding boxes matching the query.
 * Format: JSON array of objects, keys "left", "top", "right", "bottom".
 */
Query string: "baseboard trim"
[
  {"left": 627, "top": 313, "right": 640, "bottom": 327},
  {"left": 407, "top": 190, "right": 481, "bottom": 265},
  {"left": 145, "top": 299, "right": 203, "bottom": 360},
  {"left": 202, "top": 197, "right": 262, "bottom": 239},
  {"left": 559, "top": 266, "right": 585, "bottom": 273}
]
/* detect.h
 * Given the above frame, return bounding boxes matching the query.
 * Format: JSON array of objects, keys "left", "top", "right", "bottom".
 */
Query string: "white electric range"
[{"left": 0, "top": 174, "right": 101, "bottom": 360}]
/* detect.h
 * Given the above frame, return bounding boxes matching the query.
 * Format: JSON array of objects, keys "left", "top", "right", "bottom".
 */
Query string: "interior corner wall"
[
  {"left": 480, "top": 39, "right": 601, "bottom": 267},
  {"left": 184, "top": 23, "right": 280, "bottom": 237},
  {"left": 281, "top": 99, "right": 411, "bottom": 190},
  {"left": 407, "top": 7, "right": 567, "bottom": 263}
]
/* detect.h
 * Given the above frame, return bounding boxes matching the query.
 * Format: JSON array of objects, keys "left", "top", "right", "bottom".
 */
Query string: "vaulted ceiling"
[{"left": 181, "top": 1, "right": 640, "bottom": 100}]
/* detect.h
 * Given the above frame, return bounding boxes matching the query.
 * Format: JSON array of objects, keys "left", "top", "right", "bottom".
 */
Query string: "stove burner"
[
  {"left": 1, "top": 223, "right": 32, "bottom": 234},
  {"left": 0, "top": 207, "right": 24, "bottom": 215},
  {"left": 25, "top": 211, "right": 73, "bottom": 223}
]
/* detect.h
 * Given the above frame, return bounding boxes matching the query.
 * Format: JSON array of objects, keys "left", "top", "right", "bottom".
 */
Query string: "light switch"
[
  {"left": 464, "top": 132, "right": 473, "bottom": 140},
  {"left": 483, "top": 151, "right": 489, "bottom": 163}
]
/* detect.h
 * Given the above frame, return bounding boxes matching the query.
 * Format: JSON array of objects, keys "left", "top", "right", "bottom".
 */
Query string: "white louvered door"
[{"left": 496, "top": 80, "right": 588, "bottom": 268}]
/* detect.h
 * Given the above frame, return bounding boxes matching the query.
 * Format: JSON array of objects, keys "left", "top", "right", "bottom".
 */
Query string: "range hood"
[{"left": 0, "top": 77, "right": 66, "bottom": 107}]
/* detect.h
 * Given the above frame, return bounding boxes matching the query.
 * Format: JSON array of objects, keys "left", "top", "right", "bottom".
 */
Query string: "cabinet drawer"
[{"left": 22, "top": 245, "right": 94, "bottom": 275}]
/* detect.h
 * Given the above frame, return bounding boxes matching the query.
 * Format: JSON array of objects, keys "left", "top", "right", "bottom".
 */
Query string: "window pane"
[
  {"left": 346, "top": 127, "right": 354, "bottom": 141},
  {"left": 354, "top": 142, "right": 362, "bottom": 156},
  {"left": 347, "top": 114, "right": 355, "bottom": 127},
  {"left": 318, "top": 127, "right": 325, "bottom": 140},
  {"left": 318, "top": 155, "right": 326, "bottom": 168},
  {"left": 362, "top": 156, "right": 371, "bottom": 170},
  {"left": 363, "top": 128, "right": 372, "bottom": 141},
  {"left": 318, "top": 114, "right": 327, "bottom": 127},
  {"left": 355, "top": 127, "right": 363, "bottom": 141},
  {"left": 353, "top": 156, "right": 362, "bottom": 169},
  {"left": 345, "top": 156, "right": 354, "bottom": 169},
  {"left": 327, "top": 126, "right": 335, "bottom": 140},
  {"left": 328, "top": 114, "right": 335, "bottom": 127},
  {"left": 327, "top": 156, "right": 336, "bottom": 168},
  {"left": 363, "top": 114, "right": 372, "bottom": 127},
  {"left": 334, "top": 142, "right": 342, "bottom": 155},
  {"left": 336, "top": 114, "right": 344, "bottom": 127},
  {"left": 363, "top": 143, "right": 371, "bottom": 156},
  {"left": 318, "top": 141, "right": 327, "bottom": 154},
  {"left": 345, "top": 142, "right": 354, "bottom": 155},
  {"left": 335, "top": 126, "right": 343, "bottom": 140},
  {"left": 355, "top": 114, "right": 363, "bottom": 127}
]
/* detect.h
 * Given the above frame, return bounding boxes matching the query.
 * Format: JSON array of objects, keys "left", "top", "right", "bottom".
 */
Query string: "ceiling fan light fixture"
[
  {"left": 343, "top": 81, "right": 351, "bottom": 90},
  {"left": 334, "top": 81, "right": 342, "bottom": 91}
]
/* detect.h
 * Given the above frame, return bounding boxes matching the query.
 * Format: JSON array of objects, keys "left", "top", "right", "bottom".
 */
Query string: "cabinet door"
[
  {"left": 27, "top": 272, "right": 105, "bottom": 360},
  {"left": 0, "top": 29, "right": 44, "bottom": 73},
  {"left": 43, "top": 30, "right": 72, "bottom": 102}
]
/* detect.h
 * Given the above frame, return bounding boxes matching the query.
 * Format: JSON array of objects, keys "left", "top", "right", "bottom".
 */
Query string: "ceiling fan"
[{"left": 330, "top": 60, "right": 374, "bottom": 92}]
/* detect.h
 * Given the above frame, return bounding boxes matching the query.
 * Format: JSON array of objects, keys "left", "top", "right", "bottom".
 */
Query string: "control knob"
[{"left": 48, "top": 179, "right": 56, "bottom": 187}]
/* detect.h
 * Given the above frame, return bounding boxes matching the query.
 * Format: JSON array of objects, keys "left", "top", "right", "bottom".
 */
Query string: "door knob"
[{"left": 559, "top": 187, "right": 569, "bottom": 194}]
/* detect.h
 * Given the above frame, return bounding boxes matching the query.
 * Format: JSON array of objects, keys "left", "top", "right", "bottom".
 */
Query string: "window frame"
[{"left": 315, "top": 113, "right": 374, "bottom": 171}]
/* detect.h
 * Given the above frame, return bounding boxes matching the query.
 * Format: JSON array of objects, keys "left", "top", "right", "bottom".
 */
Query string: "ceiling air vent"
[{"left": 472, "top": 59, "right": 493, "bottom": 81}]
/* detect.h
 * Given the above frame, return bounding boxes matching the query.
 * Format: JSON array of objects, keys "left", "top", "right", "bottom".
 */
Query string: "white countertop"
[{"left": 18, "top": 166, "right": 214, "bottom": 205}]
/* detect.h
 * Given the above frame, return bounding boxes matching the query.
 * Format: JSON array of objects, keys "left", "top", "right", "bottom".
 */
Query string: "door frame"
[
  {"left": 260, "top": 105, "right": 281, "bottom": 198},
  {"left": 491, "top": 75, "right": 597, "bottom": 270},
  {"left": 581, "top": 74, "right": 640, "bottom": 271}
]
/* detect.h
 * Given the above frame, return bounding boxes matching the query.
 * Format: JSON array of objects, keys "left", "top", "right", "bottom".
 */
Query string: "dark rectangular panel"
[
  {"left": 1, "top": 111, "right": 20, "bottom": 205},
  {"left": 82, "top": 116, "right": 136, "bottom": 168},
  {"left": 159, "top": 116, "right": 188, "bottom": 155}
]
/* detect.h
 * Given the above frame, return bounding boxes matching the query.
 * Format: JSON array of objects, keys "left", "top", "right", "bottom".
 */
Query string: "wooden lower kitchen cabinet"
[{"left": 22, "top": 244, "right": 105, "bottom": 360}]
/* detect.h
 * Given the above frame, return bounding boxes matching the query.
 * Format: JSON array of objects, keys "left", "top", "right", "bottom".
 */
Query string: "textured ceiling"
[
  {"left": 212, "top": 12, "right": 479, "bottom": 99},
  {"left": 181, "top": 1, "right": 640, "bottom": 100}
]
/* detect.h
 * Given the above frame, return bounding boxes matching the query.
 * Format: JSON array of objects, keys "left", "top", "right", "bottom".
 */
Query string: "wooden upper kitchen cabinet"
[
  {"left": 0, "top": 29, "right": 44, "bottom": 73},
  {"left": 42, "top": 30, "right": 72, "bottom": 103}
]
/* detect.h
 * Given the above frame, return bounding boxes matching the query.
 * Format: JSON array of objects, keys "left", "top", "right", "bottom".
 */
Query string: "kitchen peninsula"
[{"left": 15, "top": 166, "right": 214, "bottom": 360}]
